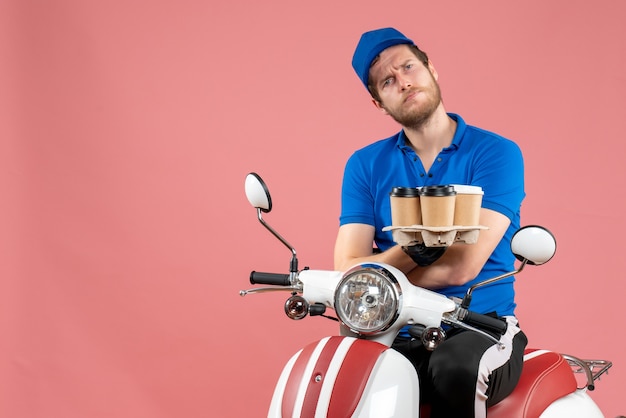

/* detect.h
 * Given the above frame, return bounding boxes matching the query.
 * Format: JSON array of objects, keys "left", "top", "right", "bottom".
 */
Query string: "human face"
[{"left": 369, "top": 44, "right": 442, "bottom": 129}]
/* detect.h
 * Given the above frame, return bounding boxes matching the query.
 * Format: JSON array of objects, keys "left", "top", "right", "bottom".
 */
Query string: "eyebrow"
[{"left": 378, "top": 58, "right": 415, "bottom": 81}]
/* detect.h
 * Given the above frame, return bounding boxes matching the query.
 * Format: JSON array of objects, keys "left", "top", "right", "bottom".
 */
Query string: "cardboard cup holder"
[{"left": 382, "top": 225, "right": 489, "bottom": 247}]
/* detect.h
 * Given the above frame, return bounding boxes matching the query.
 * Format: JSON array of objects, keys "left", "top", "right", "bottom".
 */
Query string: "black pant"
[{"left": 391, "top": 316, "right": 527, "bottom": 418}]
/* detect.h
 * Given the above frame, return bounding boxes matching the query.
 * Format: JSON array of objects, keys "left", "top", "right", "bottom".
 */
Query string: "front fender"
[{"left": 268, "top": 336, "right": 419, "bottom": 418}]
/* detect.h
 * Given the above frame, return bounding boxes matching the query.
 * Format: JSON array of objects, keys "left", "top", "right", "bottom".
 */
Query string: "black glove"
[{"left": 402, "top": 243, "right": 447, "bottom": 267}]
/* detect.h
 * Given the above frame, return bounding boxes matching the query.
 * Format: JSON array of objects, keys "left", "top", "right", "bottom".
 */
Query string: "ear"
[
  {"left": 371, "top": 98, "right": 389, "bottom": 115},
  {"left": 428, "top": 61, "right": 439, "bottom": 81}
]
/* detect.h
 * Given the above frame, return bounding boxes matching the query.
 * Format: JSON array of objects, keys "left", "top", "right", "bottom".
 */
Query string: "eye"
[{"left": 382, "top": 77, "right": 394, "bottom": 88}]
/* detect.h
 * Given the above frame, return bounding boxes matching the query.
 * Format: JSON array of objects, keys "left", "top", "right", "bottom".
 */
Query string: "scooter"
[{"left": 240, "top": 172, "right": 613, "bottom": 417}]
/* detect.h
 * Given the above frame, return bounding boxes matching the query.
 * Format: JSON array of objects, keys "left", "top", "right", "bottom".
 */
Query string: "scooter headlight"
[{"left": 334, "top": 264, "right": 401, "bottom": 335}]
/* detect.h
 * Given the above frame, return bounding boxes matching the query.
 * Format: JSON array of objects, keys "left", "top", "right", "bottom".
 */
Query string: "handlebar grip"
[
  {"left": 463, "top": 312, "right": 508, "bottom": 335},
  {"left": 249, "top": 271, "right": 291, "bottom": 286}
]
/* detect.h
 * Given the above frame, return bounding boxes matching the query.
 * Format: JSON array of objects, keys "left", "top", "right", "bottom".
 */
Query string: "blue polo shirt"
[{"left": 339, "top": 114, "right": 525, "bottom": 317}]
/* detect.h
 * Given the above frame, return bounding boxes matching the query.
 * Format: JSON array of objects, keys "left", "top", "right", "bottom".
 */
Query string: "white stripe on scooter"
[
  {"left": 523, "top": 349, "right": 550, "bottom": 361},
  {"left": 293, "top": 337, "right": 356, "bottom": 418},
  {"left": 291, "top": 336, "right": 331, "bottom": 417},
  {"left": 290, "top": 337, "right": 357, "bottom": 418},
  {"left": 313, "top": 337, "right": 356, "bottom": 418}
]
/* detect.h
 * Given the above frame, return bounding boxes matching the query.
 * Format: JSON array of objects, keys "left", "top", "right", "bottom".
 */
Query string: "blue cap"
[{"left": 351, "top": 27, "right": 415, "bottom": 90}]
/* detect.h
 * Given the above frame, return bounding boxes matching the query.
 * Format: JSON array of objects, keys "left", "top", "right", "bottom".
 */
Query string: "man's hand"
[{"left": 402, "top": 243, "right": 447, "bottom": 267}]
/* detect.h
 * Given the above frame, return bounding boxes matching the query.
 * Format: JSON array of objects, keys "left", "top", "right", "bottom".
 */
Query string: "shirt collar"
[{"left": 447, "top": 113, "right": 465, "bottom": 150}]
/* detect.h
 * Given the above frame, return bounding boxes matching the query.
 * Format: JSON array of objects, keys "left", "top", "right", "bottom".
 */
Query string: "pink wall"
[{"left": 1, "top": 1, "right": 624, "bottom": 416}]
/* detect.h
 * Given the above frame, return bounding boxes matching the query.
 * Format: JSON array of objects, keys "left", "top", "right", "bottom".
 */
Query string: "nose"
[{"left": 398, "top": 74, "right": 412, "bottom": 90}]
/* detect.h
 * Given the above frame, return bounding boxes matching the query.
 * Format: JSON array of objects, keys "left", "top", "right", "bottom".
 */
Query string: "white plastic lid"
[{"left": 451, "top": 184, "right": 484, "bottom": 195}]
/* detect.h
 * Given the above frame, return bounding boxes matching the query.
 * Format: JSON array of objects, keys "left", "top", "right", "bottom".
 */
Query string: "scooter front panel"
[
  {"left": 282, "top": 336, "right": 386, "bottom": 417},
  {"left": 269, "top": 336, "right": 419, "bottom": 417},
  {"left": 351, "top": 347, "right": 421, "bottom": 417}
]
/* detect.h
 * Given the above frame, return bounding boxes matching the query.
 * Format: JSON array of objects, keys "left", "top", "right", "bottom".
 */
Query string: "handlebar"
[
  {"left": 461, "top": 311, "right": 508, "bottom": 335},
  {"left": 249, "top": 271, "right": 291, "bottom": 286}
]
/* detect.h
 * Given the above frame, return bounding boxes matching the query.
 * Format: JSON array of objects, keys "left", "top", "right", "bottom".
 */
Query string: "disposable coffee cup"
[
  {"left": 420, "top": 185, "right": 456, "bottom": 227},
  {"left": 390, "top": 187, "right": 421, "bottom": 226},
  {"left": 451, "top": 184, "right": 484, "bottom": 226}
]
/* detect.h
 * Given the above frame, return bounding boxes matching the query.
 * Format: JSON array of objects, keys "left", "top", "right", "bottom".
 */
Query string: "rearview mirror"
[
  {"left": 510, "top": 225, "right": 556, "bottom": 265},
  {"left": 245, "top": 172, "right": 272, "bottom": 213}
]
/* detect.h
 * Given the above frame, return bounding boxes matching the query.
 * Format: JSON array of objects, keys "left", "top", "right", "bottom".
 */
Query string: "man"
[{"left": 334, "top": 27, "right": 527, "bottom": 417}]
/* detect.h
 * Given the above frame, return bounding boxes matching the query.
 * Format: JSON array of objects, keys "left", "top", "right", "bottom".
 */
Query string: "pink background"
[{"left": 1, "top": 0, "right": 624, "bottom": 417}]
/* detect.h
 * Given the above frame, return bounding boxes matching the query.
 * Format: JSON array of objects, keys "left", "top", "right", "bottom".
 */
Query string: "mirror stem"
[
  {"left": 257, "top": 209, "right": 299, "bottom": 273},
  {"left": 460, "top": 259, "right": 528, "bottom": 309}
]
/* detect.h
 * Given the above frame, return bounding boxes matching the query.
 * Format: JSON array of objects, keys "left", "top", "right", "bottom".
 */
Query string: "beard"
[{"left": 384, "top": 80, "right": 442, "bottom": 130}]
